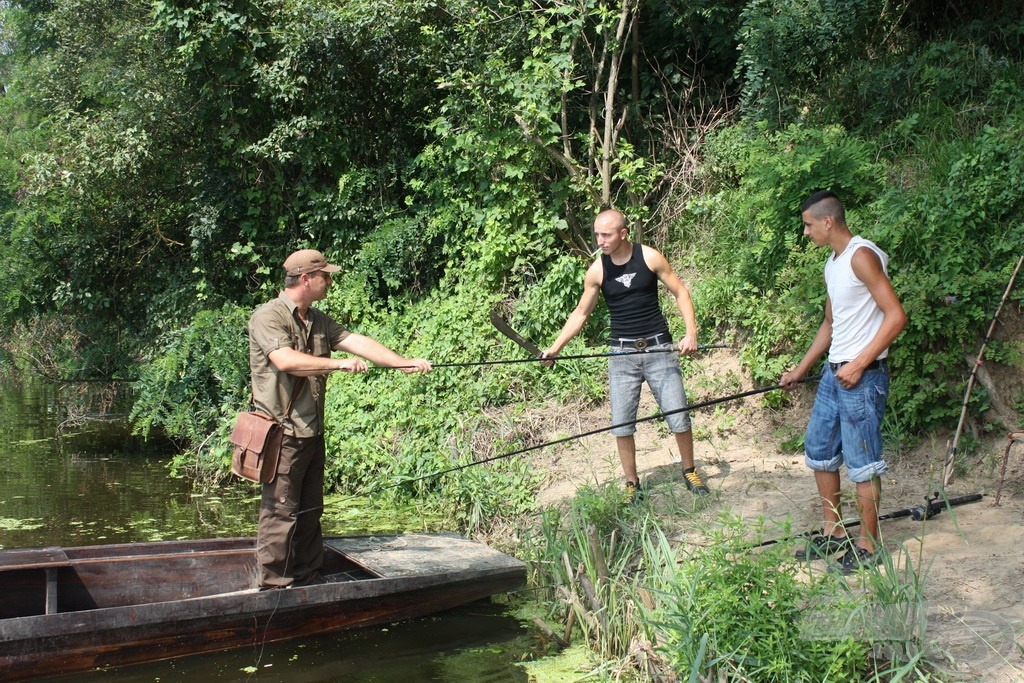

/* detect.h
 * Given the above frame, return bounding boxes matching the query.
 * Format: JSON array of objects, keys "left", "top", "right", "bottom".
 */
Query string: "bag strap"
[
  {"left": 246, "top": 375, "right": 307, "bottom": 425},
  {"left": 282, "top": 376, "right": 306, "bottom": 420},
  {"left": 248, "top": 313, "right": 317, "bottom": 423}
]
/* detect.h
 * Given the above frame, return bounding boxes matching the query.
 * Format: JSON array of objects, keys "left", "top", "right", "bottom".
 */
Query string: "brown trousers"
[{"left": 256, "top": 434, "right": 325, "bottom": 587}]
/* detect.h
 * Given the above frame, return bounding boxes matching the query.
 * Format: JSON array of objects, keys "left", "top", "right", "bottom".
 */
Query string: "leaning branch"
[
  {"left": 943, "top": 252, "right": 1024, "bottom": 487},
  {"left": 513, "top": 113, "right": 582, "bottom": 179}
]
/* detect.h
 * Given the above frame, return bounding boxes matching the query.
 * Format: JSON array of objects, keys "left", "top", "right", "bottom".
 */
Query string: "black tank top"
[{"left": 601, "top": 243, "right": 670, "bottom": 339}]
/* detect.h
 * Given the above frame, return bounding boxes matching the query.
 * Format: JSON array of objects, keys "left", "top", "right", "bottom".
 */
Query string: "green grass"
[{"left": 517, "top": 484, "right": 950, "bottom": 682}]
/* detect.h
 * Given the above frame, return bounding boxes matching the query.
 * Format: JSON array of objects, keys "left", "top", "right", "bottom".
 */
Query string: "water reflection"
[
  {"left": 0, "top": 379, "right": 531, "bottom": 681},
  {"left": 0, "top": 378, "right": 256, "bottom": 548}
]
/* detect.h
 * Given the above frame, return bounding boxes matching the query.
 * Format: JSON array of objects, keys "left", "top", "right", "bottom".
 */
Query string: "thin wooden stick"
[
  {"left": 563, "top": 607, "right": 576, "bottom": 644},
  {"left": 586, "top": 523, "right": 609, "bottom": 588},
  {"left": 943, "top": 253, "right": 1024, "bottom": 487},
  {"left": 578, "top": 572, "right": 607, "bottom": 629},
  {"left": 561, "top": 551, "right": 575, "bottom": 583},
  {"left": 994, "top": 432, "right": 1024, "bottom": 506},
  {"left": 531, "top": 615, "right": 569, "bottom": 649}
]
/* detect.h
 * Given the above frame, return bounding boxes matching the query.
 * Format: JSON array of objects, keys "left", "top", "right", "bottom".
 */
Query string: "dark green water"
[
  {"left": 0, "top": 379, "right": 530, "bottom": 682},
  {"left": 0, "top": 379, "right": 256, "bottom": 547}
]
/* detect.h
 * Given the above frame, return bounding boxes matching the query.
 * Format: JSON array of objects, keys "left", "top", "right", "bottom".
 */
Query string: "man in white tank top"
[{"left": 780, "top": 191, "right": 907, "bottom": 574}]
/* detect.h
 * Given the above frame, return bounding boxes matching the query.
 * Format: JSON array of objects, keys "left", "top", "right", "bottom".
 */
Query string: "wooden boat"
[{"left": 0, "top": 533, "right": 526, "bottom": 680}]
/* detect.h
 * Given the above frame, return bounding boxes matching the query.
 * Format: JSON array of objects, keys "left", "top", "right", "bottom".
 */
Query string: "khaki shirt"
[{"left": 248, "top": 291, "right": 350, "bottom": 437}]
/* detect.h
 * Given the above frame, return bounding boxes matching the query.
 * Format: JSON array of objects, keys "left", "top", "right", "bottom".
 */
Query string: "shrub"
[
  {"left": 517, "top": 488, "right": 935, "bottom": 681},
  {"left": 654, "top": 517, "right": 871, "bottom": 680},
  {"left": 130, "top": 304, "right": 250, "bottom": 453}
]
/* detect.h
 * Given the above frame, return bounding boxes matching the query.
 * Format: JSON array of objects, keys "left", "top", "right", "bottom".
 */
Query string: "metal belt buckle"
[{"left": 634, "top": 337, "right": 649, "bottom": 350}]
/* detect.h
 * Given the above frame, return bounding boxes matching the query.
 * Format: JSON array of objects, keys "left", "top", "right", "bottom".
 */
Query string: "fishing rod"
[
  {"left": 295, "top": 376, "right": 818, "bottom": 517},
  {"left": 371, "top": 310, "right": 727, "bottom": 369},
  {"left": 489, "top": 310, "right": 725, "bottom": 360},
  {"left": 381, "top": 343, "right": 730, "bottom": 371},
  {"left": 749, "top": 491, "right": 984, "bottom": 550},
  {"left": 26, "top": 366, "right": 135, "bottom": 384}
]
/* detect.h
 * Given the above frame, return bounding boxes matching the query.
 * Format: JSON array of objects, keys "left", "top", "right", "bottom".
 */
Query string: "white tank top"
[{"left": 824, "top": 236, "right": 890, "bottom": 363}]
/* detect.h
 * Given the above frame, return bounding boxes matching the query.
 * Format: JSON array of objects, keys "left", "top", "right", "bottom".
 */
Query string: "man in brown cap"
[{"left": 249, "top": 249, "right": 432, "bottom": 589}]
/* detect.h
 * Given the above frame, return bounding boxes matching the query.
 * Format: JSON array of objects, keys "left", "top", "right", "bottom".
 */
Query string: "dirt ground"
[{"left": 532, "top": 348, "right": 1024, "bottom": 682}]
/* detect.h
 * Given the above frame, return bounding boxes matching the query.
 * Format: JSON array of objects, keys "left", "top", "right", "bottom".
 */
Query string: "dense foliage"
[
  {"left": 691, "top": 13, "right": 1024, "bottom": 434},
  {"left": 1, "top": 0, "right": 1022, "bottom": 517}
]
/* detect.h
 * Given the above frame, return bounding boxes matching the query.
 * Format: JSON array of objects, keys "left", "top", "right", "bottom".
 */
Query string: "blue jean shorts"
[
  {"left": 608, "top": 343, "right": 691, "bottom": 437},
  {"left": 804, "top": 363, "right": 890, "bottom": 482}
]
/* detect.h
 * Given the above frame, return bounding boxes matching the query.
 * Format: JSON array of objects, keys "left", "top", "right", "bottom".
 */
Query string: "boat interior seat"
[{"left": 0, "top": 547, "right": 71, "bottom": 617}]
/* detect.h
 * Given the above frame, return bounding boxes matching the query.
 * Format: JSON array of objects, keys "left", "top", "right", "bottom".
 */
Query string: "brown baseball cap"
[{"left": 283, "top": 249, "right": 342, "bottom": 276}]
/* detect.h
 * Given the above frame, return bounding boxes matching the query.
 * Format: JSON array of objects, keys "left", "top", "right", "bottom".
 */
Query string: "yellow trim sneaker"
[
  {"left": 624, "top": 480, "right": 645, "bottom": 504},
  {"left": 682, "top": 467, "right": 710, "bottom": 495}
]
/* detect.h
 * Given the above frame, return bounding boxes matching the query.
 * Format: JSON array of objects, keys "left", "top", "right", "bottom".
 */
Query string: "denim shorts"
[
  {"left": 804, "top": 363, "right": 890, "bottom": 482},
  {"left": 608, "top": 343, "right": 691, "bottom": 437}
]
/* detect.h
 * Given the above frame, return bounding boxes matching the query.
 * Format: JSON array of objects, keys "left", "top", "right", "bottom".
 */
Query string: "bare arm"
[
  {"left": 780, "top": 297, "right": 833, "bottom": 388},
  {"left": 268, "top": 334, "right": 432, "bottom": 376},
  {"left": 833, "top": 248, "right": 907, "bottom": 388},
  {"left": 644, "top": 246, "right": 698, "bottom": 354},
  {"left": 267, "top": 346, "right": 368, "bottom": 375},
  {"left": 543, "top": 259, "right": 602, "bottom": 358},
  {"left": 337, "top": 333, "right": 432, "bottom": 374}
]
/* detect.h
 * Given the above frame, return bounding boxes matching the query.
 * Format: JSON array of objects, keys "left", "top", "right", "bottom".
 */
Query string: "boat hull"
[{"left": 0, "top": 533, "right": 525, "bottom": 679}]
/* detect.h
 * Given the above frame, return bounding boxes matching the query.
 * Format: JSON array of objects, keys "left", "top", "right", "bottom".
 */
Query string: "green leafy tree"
[
  {"left": 735, "top": 0, "right": 899, "bottom": 127},
  {"left": 0, "top": 0, "right": 460, "bottom": 375}
]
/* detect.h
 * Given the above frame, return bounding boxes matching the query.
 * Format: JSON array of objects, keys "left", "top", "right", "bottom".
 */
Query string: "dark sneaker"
[
  {"left": 624, "top": 480, "right": 645, "bottom": 504},
  {"left": 682, "top": 467, "right": 710, "bottom": 495},
  {"left": 795, "top": 533, "right": 855, "bottom": 561},
  {"left": 831, "top": 546, "right": 884, "bottom": 575}
]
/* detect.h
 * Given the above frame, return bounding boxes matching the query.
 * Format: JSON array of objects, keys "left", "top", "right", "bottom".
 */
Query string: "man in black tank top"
[{"left": 542, "top": 209, "right": 710, "bottom": 499}]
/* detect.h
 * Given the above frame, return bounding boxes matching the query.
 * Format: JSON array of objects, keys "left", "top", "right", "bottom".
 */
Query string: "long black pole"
[
  {"left": 750, "top": 492, "right": 984, "bottom": 549},
  {"left": 295, "top": 377, "right": 817, "bottom": 517},
  {"left": 382, "top": 344, "right": 730, "bottom": 370}
]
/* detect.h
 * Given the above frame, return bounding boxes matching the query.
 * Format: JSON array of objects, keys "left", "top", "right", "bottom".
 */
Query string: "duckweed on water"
[
  {"left": 0, "top": 517, "right": 45, "bottom": 531},
  {"left": 321, "top": 494, "right": 447, "bottom": 534},
  {"left": 519, "top": 644, "right": 597, "bottom": 682}
]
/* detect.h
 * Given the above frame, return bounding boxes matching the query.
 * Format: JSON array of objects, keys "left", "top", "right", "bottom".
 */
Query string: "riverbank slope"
[{"left": 528, "top": 347, "right": 1024, "bottom": 681}]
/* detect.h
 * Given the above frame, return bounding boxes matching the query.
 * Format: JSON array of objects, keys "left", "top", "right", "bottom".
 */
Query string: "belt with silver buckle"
[
  {"left": 829, "top": 359, "right": 884, "bottom": 372},
  {"left": 611, "top": 333, "right": 671, "bottom": 350}
]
